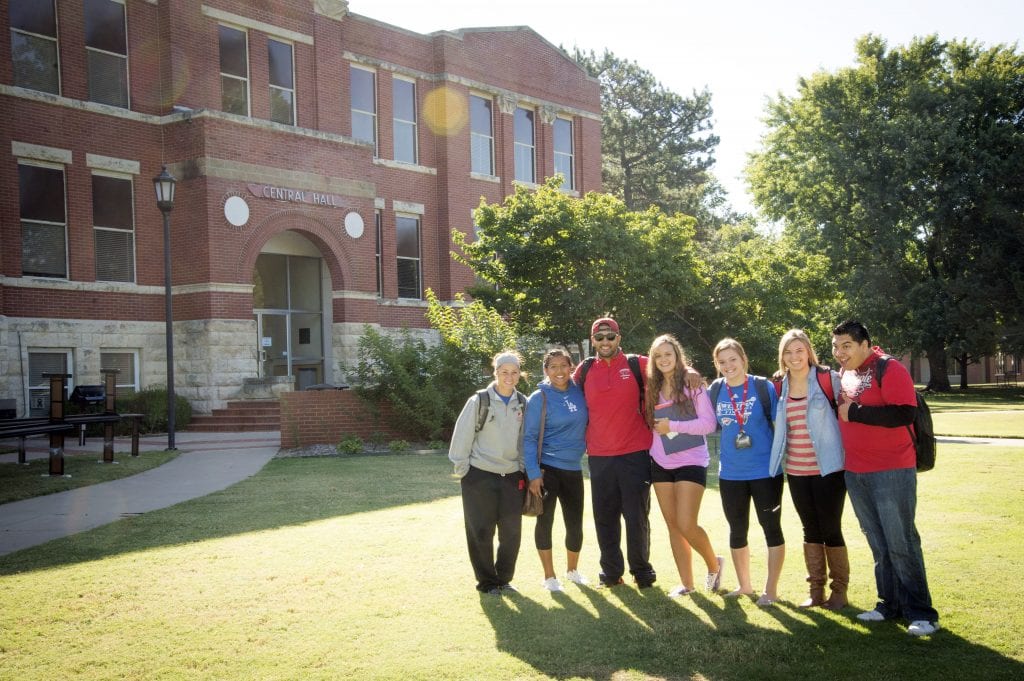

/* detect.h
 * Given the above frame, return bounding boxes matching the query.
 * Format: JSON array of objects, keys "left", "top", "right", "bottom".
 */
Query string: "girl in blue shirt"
[
  {"left": 522, "top": 348, "right": 589, "bottom": 591},
  {"left": 711, "top": 337, "right": 784, "bottom": 606}
]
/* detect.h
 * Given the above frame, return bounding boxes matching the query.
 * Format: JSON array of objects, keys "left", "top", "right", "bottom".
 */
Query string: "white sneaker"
[
  {"left": 857, "top": 609, "right": 886, "bottom": 622},
  {"left": 705, "top": 555, "right": 724, "bottom": 592},
  {"left": 564, "top": 570, "right": 589, "bottom": 585},
  {"left": 907, "top": 620, "right": 940, "bottom": 636},
  {"left": 668, "top": 585, "right": 693, "bottom": 598},
  {"left": 542, "top": 577, "right": 563, "bottom": 592}
]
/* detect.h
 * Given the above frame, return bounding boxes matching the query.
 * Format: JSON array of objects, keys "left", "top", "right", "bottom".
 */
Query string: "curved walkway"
[{"left": 0, "top": 431, "right": 279, "bottom": 558}]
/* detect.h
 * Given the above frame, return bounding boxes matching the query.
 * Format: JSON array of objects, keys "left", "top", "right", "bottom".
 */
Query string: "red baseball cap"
[{"left": 591, "top": 317, "right": 620, "bottom": 335}]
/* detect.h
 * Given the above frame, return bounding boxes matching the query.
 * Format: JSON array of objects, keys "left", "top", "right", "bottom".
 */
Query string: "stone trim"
[
  {"left": 201, "top": 6, "right": 314, "bottom": 45},
  {"left": 86, "top": 153, "right": 140, "bottom": 175},
  {"left": 11, "top": 141, "right": 72, "bottom": 164},
  {"left": 393, "top": 200, "right": 425, "bottom": 215},
  {"left": 373, "top": 158, "right": 437, "bottom": 175}
]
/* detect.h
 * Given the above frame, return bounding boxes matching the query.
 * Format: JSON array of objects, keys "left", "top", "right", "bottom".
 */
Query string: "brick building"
[{"left": 1, "top": 0, "right": 601, "bottom": 417}]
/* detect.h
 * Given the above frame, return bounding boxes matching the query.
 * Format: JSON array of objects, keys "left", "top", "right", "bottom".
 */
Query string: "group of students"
[{"left": 447, "top": 317, "right": 940, "bottom": 637}]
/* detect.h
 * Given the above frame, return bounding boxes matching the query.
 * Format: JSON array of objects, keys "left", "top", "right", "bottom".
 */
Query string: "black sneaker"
[
  {"left": 599, "top": 574, "right": 625, "bottom": 588},
  {"left": 499, "top": 584, "right": 520, "bottom": 595},
  {"left": 635, "top": 574, "right": 657, "bottom": 589}
]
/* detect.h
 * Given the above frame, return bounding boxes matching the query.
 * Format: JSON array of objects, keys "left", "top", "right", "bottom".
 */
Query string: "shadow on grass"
[
  {"left": 0, "top": 453, "right": 459, "bottom": 575},
  {"left": 481, "top": 586, "right": 1024, "bottom": 680}
]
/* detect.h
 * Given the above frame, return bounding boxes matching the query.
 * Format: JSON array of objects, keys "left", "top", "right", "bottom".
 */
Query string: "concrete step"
[{"left": 187, "top": 399, "right": 281, "bottom": 432}]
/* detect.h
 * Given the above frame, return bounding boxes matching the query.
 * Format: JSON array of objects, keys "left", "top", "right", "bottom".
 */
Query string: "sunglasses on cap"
[{"left": 593, "top": 333, "right": 618, "bottom": 342}]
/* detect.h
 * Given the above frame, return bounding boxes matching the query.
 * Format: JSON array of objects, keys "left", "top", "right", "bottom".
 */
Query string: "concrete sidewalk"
[{"left": 0, "top": 431, "right": 279, "bottom": 558}]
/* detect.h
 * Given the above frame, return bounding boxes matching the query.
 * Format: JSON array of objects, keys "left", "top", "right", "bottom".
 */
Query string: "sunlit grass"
[{"left": 1, "top": 448, "right": 1022, "bottom": 680}]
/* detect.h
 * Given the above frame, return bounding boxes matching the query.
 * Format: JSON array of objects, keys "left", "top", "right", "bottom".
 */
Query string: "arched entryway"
[{"left": 252, "top": 231, "right": 331, "bottom": 390}]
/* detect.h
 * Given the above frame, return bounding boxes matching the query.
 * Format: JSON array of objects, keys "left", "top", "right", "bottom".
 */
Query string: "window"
[
  {"left": 554, "top": 117, "right": 575, "bottom": 190},
  {"left": 268, "top": 38, "right": 295, "bottom": 125},
  {"left": 350, "top": 65, "right": 377, "bottom": 154},
  {"left": 514, "top": 106, "right": 535, "bottom": 183},
  {"left": 9, "top": 0, "right": 60, "bottom": 94},
  {"left": 101, "top": 351, "right": 139, "bottom": 394},
  {"left": 28, "top": 350, "right": 71, "bottom": 417},
  {"left": 374, "top": 209, "right": 383, "bottom": 297},
  {"left": 392, "top": 78, "right": 417, "bottom": 164},
  {"left": 84, "top": 0, "right": 128, "bottom": 108},
  {"left": 19, "top": 162, "right": 67, "bottom": 278},
  {"left": 470, "top": 95, "right": 494, "bottom": 175},
  {"left": 219, "top": 25, "right": 249, "bottom": 115},
  {"left": 395, "top": 215, "right": 421, "bottom": 299},
  {"left": 92, "top": 173, "right": 135, "bottom": 282}
]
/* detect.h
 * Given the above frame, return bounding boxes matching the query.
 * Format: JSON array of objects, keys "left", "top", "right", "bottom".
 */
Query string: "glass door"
[
  {"left": 253, "top": 253, "right": 324, "bottom": 382},
  {"left": 256, "top": 312, "right": 289, "bottom": 378}
]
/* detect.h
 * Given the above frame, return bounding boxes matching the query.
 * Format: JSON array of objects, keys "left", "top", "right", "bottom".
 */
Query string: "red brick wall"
[{"left": 279, "top": 389, "right": 414, "bottom": 448}]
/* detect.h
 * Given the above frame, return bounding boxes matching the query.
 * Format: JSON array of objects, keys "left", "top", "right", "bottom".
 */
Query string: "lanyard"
[{"left": 727, "top": 377, "right": 750, "bottom": 431}]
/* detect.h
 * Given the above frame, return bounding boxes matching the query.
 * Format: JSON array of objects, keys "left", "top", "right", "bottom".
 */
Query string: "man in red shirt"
[
  {"left": 833, "top": 320, "right": 939, "bottom": 637},
  {"left": 573, "top": 318, "right": 657, "bottom": 587}
]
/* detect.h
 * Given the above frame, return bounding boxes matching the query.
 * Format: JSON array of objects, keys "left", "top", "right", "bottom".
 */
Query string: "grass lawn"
[
  {"left": 1, "top": 445, "right": 1022, "bottom": 680},
  {"left": 0, "top": 450, "right": 179, "bottom": 505},
  {"left": 933, "top": 411, "right": 1024, "bottom": 438},
  {"left": 922, "top": 384, "right": 1024, "bottom": 412}
]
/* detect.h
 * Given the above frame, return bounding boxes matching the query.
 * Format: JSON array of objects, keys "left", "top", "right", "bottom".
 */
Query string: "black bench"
[{"left": 0, "top": 420, "right": 76, "bottom": 466}]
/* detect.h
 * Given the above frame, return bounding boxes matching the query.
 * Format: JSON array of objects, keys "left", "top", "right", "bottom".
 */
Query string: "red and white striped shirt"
[{"left": 785, "top": 396, "right": 820, "bottom": 476}]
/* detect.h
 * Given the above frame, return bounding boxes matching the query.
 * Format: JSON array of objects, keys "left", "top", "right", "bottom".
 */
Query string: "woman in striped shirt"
[{"left": 769, "top": 329, "right": 849, "bottom": 609}]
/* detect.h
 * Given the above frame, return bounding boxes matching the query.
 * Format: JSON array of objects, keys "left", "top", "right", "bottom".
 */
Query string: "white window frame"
[
  {"left": 218, "top": 23, "right": 250, "bottom": 116},
  {"left": 18, "top": 159, "right": 69, "bottom": 279},
  {"left": 395, "top": 213, "right": 422, "bottom": 300},
  {"left": 553, "top": 116, "right": 575, "bottom": 191},
  {"left": 92, "top": 169, "right": 136, "bottom": 283},
  {"left": 470, "top": 94, "right": 494, "bottom": 176},
  {"left": 268, "top": 37, "right": 295, "bottom": 125},
  {"left": 350, "top": 64, "right": 378, "bottom": 156},
  {"left": 514, "top": 106, "right": 536, "bottom": 184},
  {"left": 84, "top": 0, "right": 130, "bottom": 109},
  {"left": 374, "top": 209, "right": 383, "bottom": 297},
  {"left": 392, "top": 76, "right": 418, "bottom": 164},
  {"left": 9, "top": 0, "right": 61, "bottom": 95},
  {"left": 100, "top": 350, "right": 140, "bottom": 394}
]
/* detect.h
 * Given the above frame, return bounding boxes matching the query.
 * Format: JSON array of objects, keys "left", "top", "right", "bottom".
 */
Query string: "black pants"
[
  {"left": 534, "top": 465, "right": 585, "bottom": 552},
  {"left": 460, "top": 466, "right": 524, "bottom": 592},
  {"left": 719, "top": 476, "right": 785, "bottom": 549},
  {"left": 787, "top": 470, "right": 847, "bottom": 546},
  {"left": 588, "top": 451, "right": 654, "bottom": 583}
]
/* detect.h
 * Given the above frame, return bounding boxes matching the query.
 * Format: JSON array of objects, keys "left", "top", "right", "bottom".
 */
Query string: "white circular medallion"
[
  {"left": 344, "top": 211, "right": 365, "bottom": 238},
  {"left": 224, "top": 195, "right": 250, "bottom": 227}
]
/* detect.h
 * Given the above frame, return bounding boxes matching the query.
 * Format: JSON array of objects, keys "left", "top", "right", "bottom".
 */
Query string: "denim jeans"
[{"left": 845, "top": 467, "right": 939, "bottom": 622}]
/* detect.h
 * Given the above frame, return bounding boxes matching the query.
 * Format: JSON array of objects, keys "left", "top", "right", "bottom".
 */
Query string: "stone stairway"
[{"left": 186, "top": 399, "right": 280, "bottom": 432}]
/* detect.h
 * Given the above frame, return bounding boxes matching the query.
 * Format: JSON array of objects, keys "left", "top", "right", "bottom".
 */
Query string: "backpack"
[
  {"left": 577, "top": 354, "right": 645, "bottom": 413},
  {"left": 771, "top": 367, "right": 838, "bottom": 415},
  {"left": 875, "top": 356, "right": 936, "bottom": 472},
  {"left": 474, "top": 388, "right": 527, "bottom": 432},
  {"left": 709, "top": 376, "right": 775, "bottom": 433}
]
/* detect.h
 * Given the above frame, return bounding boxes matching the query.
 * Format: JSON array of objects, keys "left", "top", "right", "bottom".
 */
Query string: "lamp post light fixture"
[{"left": 153, "top": 165, "right": 177, "bottom": 450}]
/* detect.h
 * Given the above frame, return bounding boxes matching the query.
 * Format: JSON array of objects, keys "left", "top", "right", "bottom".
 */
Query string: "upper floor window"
[
  {"left": 350, "top": 65, "right": 377, "bottom": 155},
  {"left": 553, "top": 117, "right": 575, "bottom": 191},
  {"left": 514, "top": 106, "right": 535, "bottom": 183},
  {"left": 84, "top": 0, "right": 128, "bottom": 108},
  {"left": 268, "top": 38, "right": 294, "bottom": 125},
  {"left": 92, "top": 173, "right": 135, "bottom": 282},
  {"left": 219, "top": 25, "right": 249, "bottom": 116},
  {"left": 392, "top": 77, "right": 418, "bottom": 164},
  {"left": 396, "top": 215, "right": 421, "bottom": 299},
  {"left": 9, "top": 0, "right": 60, "bottom": 94},
  {"left": 19, "top": 162, "right": 67, "bottom": 278},
  {"left": 470, "top": 95, "right": 494, "bottom": 175}
]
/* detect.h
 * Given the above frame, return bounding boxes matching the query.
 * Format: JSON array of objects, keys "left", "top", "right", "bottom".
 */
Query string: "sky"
[{"left": 350, "top": 0, "right": 1022, "bottom": 216}]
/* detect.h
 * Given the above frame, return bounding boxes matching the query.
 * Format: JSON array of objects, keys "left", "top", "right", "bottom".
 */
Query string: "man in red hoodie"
[
  {"left": 832, "top": 320, "right": 939, "bottom": 637},
  {"left": 573, "top": 318, "right": 658, "bottom": 587}
]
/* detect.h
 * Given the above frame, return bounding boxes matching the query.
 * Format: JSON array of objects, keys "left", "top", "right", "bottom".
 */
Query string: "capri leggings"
[
  {"left": 719, "top": 476, "right": 785, "bottom": 549},
  {"left": 534, "top": 465, "right": 585, "bottom": 552}
]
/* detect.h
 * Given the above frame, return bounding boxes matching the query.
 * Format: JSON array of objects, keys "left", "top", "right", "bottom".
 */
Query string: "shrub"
[
  {"left": 336, "top": 435, "right": 363, "bottom": 455},
  {"left": 388, "top": 439, "right": 410, "bottom": 453},
  {"left": 426, "top": 440, "right": 446, "bottom": 451},
  {"left": 68, "top": 387, "right": 192, "bottom": 437}
]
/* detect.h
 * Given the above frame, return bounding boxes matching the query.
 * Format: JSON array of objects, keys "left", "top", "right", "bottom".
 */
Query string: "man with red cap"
[{"left": 573, "top": 317, "right": 659, "bottom": 587}]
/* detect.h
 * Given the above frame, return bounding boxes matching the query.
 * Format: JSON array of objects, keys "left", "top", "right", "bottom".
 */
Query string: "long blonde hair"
[
  {"left": 645, "top": 334, "right": 695, "bottom": 427},
  {"left": 777, "top": 329, "right": 823, "bottom": 376}
]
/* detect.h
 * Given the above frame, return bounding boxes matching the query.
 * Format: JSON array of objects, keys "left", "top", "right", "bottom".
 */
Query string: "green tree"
[
  {"left": 573, "top": 48, "right": 720, "bottom": 219},
  {"left": 453, "top": 177, "right": 705, "bottom": 355},
  {"left": 748, "top": 35, "right": 1024, "bottom": 390}
]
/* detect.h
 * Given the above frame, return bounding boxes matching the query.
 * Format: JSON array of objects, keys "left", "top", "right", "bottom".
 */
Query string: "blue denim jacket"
[{"left": 769, "top": 371, "right": 845, "bottom": 476}]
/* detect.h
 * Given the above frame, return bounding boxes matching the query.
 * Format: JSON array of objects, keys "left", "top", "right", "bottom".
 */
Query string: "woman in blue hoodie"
[{"left": 523, "top": 348, "right": 590, "bottom": 592}]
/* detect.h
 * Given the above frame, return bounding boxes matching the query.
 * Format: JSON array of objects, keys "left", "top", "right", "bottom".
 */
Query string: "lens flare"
[{"left": 423, "top": 85, "right": 468, "bottom": 137}]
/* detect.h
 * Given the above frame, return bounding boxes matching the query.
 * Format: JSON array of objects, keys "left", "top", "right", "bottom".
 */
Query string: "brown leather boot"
[
  {"left": 823, "top": 545, "right": 850, "bottom": 610},
  {"left": 799, "top": 543, "right": 827, "bottom": 607}
]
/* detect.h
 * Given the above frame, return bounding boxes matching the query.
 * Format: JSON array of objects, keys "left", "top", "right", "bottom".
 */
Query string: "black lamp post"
[{"left": 153, "top": 165, "right": 177, "bottom": 450}]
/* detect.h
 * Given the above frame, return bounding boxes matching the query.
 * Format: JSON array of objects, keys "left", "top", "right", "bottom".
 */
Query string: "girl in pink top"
[{"left": 645, "top": 334, "right": 723, "bottom": 596}]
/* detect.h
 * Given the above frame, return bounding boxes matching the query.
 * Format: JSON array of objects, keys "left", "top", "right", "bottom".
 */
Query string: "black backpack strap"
[
  {"left": 626, "top": 354, "right": 644, "bottom": 412},
  {"left": 709, "top": 378, "right": 724, "bottom": 409},
  {"left": 875, "top": 355, "right": 890, "bottom": 387},
  {"left": 753, "top": 376, "right": 774, "bottom": 432},
  {"left": 577, "top": 357, "right": 596, "bottom": 393},
  {"left": 474, "top": 389, "right": 490, "bottom": 432},
  {"left": 816, "top": 367, "right": 838, "bottom": 413}
]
